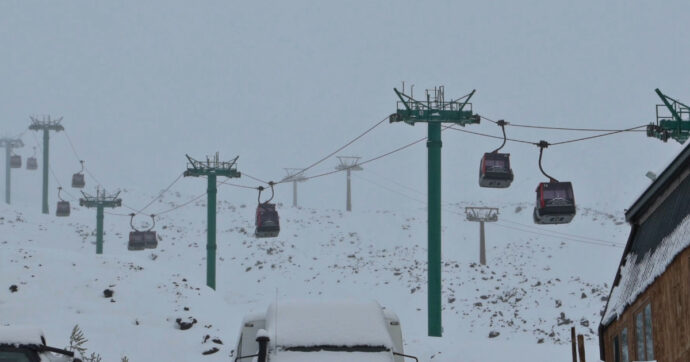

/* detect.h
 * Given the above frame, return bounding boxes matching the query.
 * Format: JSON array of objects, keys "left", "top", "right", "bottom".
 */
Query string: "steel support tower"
[
  {"left": 184, "top": 153, "right": 241, "bottom": 290},
  {"left": 79, "top": 188, "right": 122, "bottom": 254},
  {"left": 465, "top": 207, "right": 499, "bottom": 265},
  {"left": 28, "top": 116, "right": 64, "bottom": 214},
  {"left": 283, "top": 168, "right": 307, "bottom": 207},
  {"left": 647, "top": 88, "right": 690, "bottom": 144},
  {"left": 0, "top": 138, "right": 24, "bottom": 204},
  {"left": 390, "top": 85, "right": 480, "bottom": 336},
  {"left": 335, "top": 156, "right": 362, "bottom": 212}
]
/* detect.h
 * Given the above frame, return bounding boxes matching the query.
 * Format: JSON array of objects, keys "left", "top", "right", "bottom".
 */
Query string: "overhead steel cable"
[
  {"left": 276, "top": 115, "right": 390, "bottom": 184},
  {"left": 491, "top": 222, "right": 623, "bottom": 248},
  {"left": 448, "top": 126, "right": 538, "bottom": 145},
  {"left": 480, "top": 116, "right": 646, "bottom": 132},
  {"left": 549, "top": 125, "right": 648, "bottom": 145},
  {"left": 133, "top": 172, "right": 184, "bottom": 215}
]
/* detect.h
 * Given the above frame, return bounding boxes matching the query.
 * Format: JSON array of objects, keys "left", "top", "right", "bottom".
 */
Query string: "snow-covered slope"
[{"left": 1, "top": 191, "right": 628, "bottom": 361}]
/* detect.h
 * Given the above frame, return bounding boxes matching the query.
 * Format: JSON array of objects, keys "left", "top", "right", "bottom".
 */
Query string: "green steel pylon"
[
  {"left": 28, "top": 116, "right": 64, "bottom": 214},
  {"left": 184, "top": 152, "right": 241, "bottom": 290},
  {"left": 390, "top": 85, "right": 480, "bottom": 337},
  {"left": 79, "top": 188, "right": 122, "bottom": 254},
  {"left": 647, "top": 89, "right": 690, "bottom": 144},
  {"left": 0, "top": 138, "right": 24, "bottom": 204}
]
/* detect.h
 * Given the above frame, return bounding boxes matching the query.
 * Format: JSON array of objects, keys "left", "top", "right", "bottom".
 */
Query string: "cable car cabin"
[
  {"left": 10, "top": 155, "right": 21, "bottom": 168},
  {"left": 128, "top": 231, "right": 157, "bottom": 251},
  {"left": 71, "top": 173, "right": 85, "bottom": 188},
  {"left": 479, "top": 152, "right": 514, "bottom": 188},
  {"left": 255, "top": 203, "right": 280, "bottom": 238},
  {"left": 26, "top": 157, "right": 38, "bottom": 170},
  {"left": 56, "top": 201, "right": 70, "bottom": 217},
  {"left": 533, "top": 181, "right": 576, "bottom": 224}
]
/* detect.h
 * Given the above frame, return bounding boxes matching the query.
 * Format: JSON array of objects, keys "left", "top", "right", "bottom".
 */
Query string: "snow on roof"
[
  {"left": 603, "top": 213, "right": 690, "bottom": 324},
  {"left": 270, "top": 351, "right": 394, "bottom": 362},
  {"left": 626, "top": 137, "right": 690, "bottom": 220},
  {"left": 0, "top": 326, "right": 45, "bottom": 346},
  {"left": 265, "top": 300, "right": 394, "bottom": 349}
]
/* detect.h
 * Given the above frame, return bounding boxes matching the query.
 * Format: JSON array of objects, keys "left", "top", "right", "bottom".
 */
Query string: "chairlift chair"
[
  {"left": 254, "top": 183, "right": 280, "bottom": 238},
  {"left": 55, "top": 187, "right": 70, "bottom": 217},
  {"left": 479, "top": 120, "right": 514, "bottom": 188},
  {"left": 72, "top": 160, "right": 86, "bottom": 188},
  {"left": 10, "top": 155, "right": 21, "bottom": 169},
  {"left": 532, "top": 141, "right": 576, "bottom": 225}
]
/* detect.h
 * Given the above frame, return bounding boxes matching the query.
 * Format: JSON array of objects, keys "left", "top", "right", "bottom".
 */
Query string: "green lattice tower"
[
  {"left": 79, "top": 188, "right": 122, "bottom": 254},
  {"left": 390, "top": 85, "right": 480, "bottom": 337},
  {"left": 0, "top": 138, "right": 24, "bottom": 204},
  {"left": 28, "top": 116, "right": 64, "bottom": 214},
  {"left": 647, "top": 89, "right": 690, "bottom": 144},
  {"left": 184, "top": 153, "right": 241, "bottom": 290}
]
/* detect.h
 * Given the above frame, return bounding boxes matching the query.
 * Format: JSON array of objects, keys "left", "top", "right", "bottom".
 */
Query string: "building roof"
[{"left": 599, "top": 139, "right": 690, "bottom": 359}]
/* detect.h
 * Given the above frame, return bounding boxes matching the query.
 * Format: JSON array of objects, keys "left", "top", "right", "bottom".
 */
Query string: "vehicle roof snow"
[
  {"left": 0, "top": 326, "right": 46, "bottom": 346},
  {"left": 265, "top": 300, "right": 394, "bottom": 349}
]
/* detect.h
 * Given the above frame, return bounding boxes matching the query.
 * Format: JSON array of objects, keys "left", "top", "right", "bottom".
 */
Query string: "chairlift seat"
[
  {"left": 533, "top": 181, "right": 576, "bottom": 224},
  {"left": 10, "top": 155, "right": 21, "bottom": 169},
  {"left": 56, "top": 201, "right": 71, "bottom": 217},
  {"left": 479, "top": 152, "right": 513, "bottom": 188},
  {"left": 255, "top": 203, "right": 280, "bottom": 238},
  {"left": 128, "top": 232, "right": 146, "bottom": 251},
  {"left": 72, "top": 173, "right": 85, "bottom": 188},
  {"left": 26, "top": 157, "right": 38, "bottom": 170}
]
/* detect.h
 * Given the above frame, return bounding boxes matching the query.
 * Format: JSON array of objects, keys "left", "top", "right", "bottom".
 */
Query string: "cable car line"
[
  {"left": 275, "top": 115, "right": 390, "bottom": 183},
  {"left": 133, "top": 172, "right": 184, "bottom": 215},
  {"left": 548, "top": 125, "right": 648, "bottom": 145},
  {"left": 480, "top": 116, "right": 646, "bottom": 132}
]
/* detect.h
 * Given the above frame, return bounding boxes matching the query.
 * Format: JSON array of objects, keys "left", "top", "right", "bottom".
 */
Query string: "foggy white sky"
[{"left": 1, "top": 1, "right": 688, "bottom": 215}]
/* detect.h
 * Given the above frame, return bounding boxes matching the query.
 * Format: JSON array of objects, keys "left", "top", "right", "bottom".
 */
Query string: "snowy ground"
[{"left": 0, "top": 191, "right": 628, "bottom": 361}]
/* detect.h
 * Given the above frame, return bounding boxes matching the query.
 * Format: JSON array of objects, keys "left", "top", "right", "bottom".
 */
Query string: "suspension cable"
[
  {"left": 480, "top": 116, "right": 646, "bottom": 132},
  {"left": 279, "top": 115, "right": 389, "bottom": 183}
]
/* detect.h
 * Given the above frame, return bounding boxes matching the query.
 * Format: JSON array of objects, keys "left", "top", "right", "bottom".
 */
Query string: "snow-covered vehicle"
[
  {"left": 0, "top": 327, "right": 82, "bottom": 362},
  {"left": 234, "top": 300, "right": 417, "bottom": 362}
]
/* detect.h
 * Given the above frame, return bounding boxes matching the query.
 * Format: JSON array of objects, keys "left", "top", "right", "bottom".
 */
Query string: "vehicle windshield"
[{"left": 0, "top": 349, "right": 36, "bottom": 362}]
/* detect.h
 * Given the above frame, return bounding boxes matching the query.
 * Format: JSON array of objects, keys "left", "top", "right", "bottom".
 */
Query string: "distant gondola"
[
  {"left": 479, "top": 120, "right": 514, "bottom": 188},
  {"left": 10, "top": 155, "right": 21, "bottom": 169},
  {"left": 254, "top": 183, "right": 280, "bottom": 238},
  {"left": 128, "top": 214, "right": 158, "bottom": 250},
  {"left": 26, "top": 147, "right": 38, "bottom": 170},
  {"left": 56, "top": 187, "right": 70, "bottom": 217},
  {"left": 72, "top": 160, "right": 86, "bottom": 188},
  {"left": 255, "top": 203, "right": 280, "bottom": 238}
]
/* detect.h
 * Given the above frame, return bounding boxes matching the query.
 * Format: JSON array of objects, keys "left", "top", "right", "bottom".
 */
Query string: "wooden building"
[{"left": 599, "top": 140, "right": 690, "bottom": 362}]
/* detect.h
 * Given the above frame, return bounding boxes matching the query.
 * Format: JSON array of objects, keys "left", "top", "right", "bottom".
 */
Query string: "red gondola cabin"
[
  {"left": 479, "top": 152, "right": 514, "bottom": 188},
  {"left": 255, "top": 203, "right": 280, "bottom": 238},
  {"left": 533, "top": 181, "right": 576, "bottom": 224}
]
